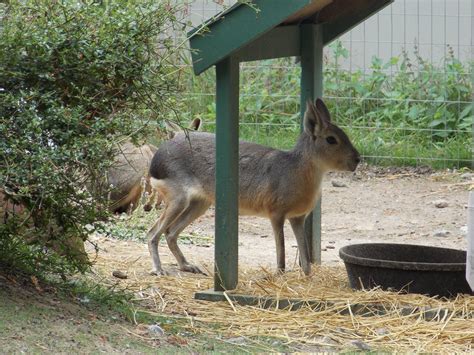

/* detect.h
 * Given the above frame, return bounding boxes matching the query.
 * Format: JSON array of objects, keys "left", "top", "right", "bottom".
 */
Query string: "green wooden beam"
[
  {"left": 300, "top": 24, "right": 323, "bottom": 265},
  {"left": 195, "top": 289, "right": 323, "bottom": 310},
  {"left": 189, "top": 0, "right": 315, "bottom": 75},
  {"left": 234, "top": 26, "right": 300, "bottom": 62},
  {"left": 194, "top": 290, "right": 468, "bottom": 320},
  {"left": 322, "top": 0, "right": 393, "bottom": 45},
  {"left": 472, "top": 70, "right": 474, "bottom": 169},
  {"left": 214, "top": 56, "right": 240, "bottom": 291}
]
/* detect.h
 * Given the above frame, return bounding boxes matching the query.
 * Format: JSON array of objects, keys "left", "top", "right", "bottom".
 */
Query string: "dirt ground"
[{"left": 97, "top": 165, "right": 473, "bottom": 275}]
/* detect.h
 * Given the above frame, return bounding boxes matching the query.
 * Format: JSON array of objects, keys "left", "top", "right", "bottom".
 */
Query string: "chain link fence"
[{"left": 177, "top": 0, "right": 473, "bottom": 168}]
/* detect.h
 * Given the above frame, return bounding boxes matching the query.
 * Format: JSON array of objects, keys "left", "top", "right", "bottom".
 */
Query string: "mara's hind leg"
[
  {"left": 164, "top": 198, "right": 210, "bottom": 274},
  {"left": 146, "top": 195, "right": 188, "bottom": 275},
  {"left": 270, "top": 215, "right": 286, "bottom": 273}
]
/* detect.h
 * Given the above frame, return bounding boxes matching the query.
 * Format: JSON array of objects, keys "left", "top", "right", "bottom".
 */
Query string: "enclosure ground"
[
  {"left": 0, "top": 278, "right": 153, "bottom": 353},
  {"left": 0, "top": 275, "right": 266, "bottom": 353},
  {"left": 90, "top": 166, "right": 473, "bottom": 353},
  {"left": 2, "top": 167, "right": 472, "bottom": 353}
]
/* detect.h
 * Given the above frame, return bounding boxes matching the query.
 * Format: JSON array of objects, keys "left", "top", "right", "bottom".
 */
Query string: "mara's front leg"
[
  {"left": 289, "top": 215, "right": 311, "bottom": 275},
  {"left": 270, "top": 215, "right": 286, "bottom": 273}
]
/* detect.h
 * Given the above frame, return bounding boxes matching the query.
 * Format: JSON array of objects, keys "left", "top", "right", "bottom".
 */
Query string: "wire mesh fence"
[{"left": 177, "top": 0, "right": 473, "bottom": 168}]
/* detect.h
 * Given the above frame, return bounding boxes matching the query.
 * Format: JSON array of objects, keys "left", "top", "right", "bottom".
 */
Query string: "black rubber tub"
[{"left": 339, "top": 243, "right": 473, "bottom": 297}]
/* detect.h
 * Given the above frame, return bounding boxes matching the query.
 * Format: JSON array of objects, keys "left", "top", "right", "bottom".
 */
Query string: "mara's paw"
[
  {"left": 180, "top": 263, "right": 206, "bottom": 275},
  {"left": 259, "top": 269, "right": 284, "bottom": 282},
  {"left": 149, "top": 268, "right": 169, "bottom": 276},
  {"left": 276, "top": 267, "right": 285, "bottom": 275},
  {"left": 301, "top": 265, "right": 312, "bottom": 276}
]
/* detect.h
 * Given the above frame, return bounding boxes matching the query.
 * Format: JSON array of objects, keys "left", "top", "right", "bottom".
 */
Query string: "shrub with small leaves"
[{"left": 0, "top": 0, "right": 181, "bottom": 277}]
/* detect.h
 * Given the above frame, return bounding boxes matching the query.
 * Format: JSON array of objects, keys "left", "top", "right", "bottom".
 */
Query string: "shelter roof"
[{"left": 189, "top": 0, "right": 392, "bottom": 75}]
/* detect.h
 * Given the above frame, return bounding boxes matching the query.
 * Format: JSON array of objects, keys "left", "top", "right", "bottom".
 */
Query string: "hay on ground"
[{"left": 89, "top": 241, "right": 474, "bottom": 353}]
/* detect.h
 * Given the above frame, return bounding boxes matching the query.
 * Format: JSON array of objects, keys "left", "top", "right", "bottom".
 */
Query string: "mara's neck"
[
  {"left": 289, "top": 133, "right": 326, "bottom": 182},
  {"left": 292, "top": 133, "right": 312, "bottom": 154}
]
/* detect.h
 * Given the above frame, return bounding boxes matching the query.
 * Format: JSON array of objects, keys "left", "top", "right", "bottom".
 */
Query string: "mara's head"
[
  {"left": 163, "top": 117, "right": 202, "bottom": 140},
  {"left": 303, "top": 98, "right": 360, "bottom": 172}
]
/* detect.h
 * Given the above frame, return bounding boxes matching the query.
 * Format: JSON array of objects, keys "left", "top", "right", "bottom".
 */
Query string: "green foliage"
[
  {"left": 325, "top": 42, "right": 472, "bottom": 139},
  {"left": 0, "top": 0, "right": 180, "bottom": 277},
  {"left": 100, "top": 208, "right": 155, "bottom": 242},
  {"left": 183, "top": 42, "right": 472, "bottom": 168}
]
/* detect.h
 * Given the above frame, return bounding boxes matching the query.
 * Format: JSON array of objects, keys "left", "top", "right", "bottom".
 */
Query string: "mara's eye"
[{"left": 326, "top": 136, "right": 337, "bottom": 145}]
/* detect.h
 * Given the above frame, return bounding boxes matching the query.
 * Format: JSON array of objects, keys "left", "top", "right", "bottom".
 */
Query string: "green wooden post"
[
  {"left": 214, "top": 56, "right": 240, "bottom": 291},
  {"left": 472, "top": 70, "right": 474, "bottom": 170},
  {"left": 300, "top": 24, "right": 323, "bottom": 264}
]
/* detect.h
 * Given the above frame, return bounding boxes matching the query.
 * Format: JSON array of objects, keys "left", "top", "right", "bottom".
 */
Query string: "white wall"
[
  {"left": 182, "top": 0, "right": 473, "bottom": 67},
  {"left": 339, "top": 0, "right": 472, "bottom": 69}
]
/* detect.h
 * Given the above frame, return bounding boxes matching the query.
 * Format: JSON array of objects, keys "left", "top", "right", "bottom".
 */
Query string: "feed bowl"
[{"left": 339, "top": 243, "right": 473, "bottom": 297}]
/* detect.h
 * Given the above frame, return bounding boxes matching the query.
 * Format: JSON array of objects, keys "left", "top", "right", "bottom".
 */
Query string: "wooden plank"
[
  {"left": 282, "top": 0, "right": 333, "bottom": 24},
  {"left": 214, "top": 56, "right": 240, "bottom": 291},
  {"left": 195, "top": 289, "right": 326, "bottom": 310},
  {"left": 194, "top": 289, "right": 473, "bottom": 320},
  {"left": 318, "top": 0, "right": 367, "bottom": 22},
  {"left": 189, "top": 0, "right": 314, "bottom": 75},
  {"left": 234, "top": 26, "right": 300, "bottom": 63},
  {"left": 300, "top": 24, "right": 323, "bottom": 265},
  {"left": 322, "top": 0, "right": 393, "bottom": 44}
]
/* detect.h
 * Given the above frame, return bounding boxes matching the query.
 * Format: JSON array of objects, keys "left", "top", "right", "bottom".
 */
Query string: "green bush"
[
  {"left": 0, "top": 0, "right": 180, "bottom": 277},
  {"left": 325, "top": 42, "right": 472, "bottom": 138}
]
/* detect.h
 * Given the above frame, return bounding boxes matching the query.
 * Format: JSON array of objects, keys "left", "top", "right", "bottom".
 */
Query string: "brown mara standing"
[{"left": 146, "top": 99, "right": 360, "bottom": 276}]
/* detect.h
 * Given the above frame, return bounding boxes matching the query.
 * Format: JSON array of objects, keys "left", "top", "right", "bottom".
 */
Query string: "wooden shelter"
[{"left": 188, "top": 0, "right": 393, "bottom": 301}]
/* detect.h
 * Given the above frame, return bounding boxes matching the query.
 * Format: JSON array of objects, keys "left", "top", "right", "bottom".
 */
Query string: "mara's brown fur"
[
  {"left": 0, "top": 190, "right": 23, "bottom": 222},
  {"left": 146, "top": 99, "right": 360, "bottom": 276},
  {"left": 107, "top": 142, "right": 158, "bottom": 214},
  {"left": 107, "top": 118, "right": 202, "bottom": 214},
  {"left": 0, "top": 190, "right": 87, "bottom": 263}
]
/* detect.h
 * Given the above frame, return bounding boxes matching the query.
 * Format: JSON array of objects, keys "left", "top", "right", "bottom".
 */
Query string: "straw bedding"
[{"left": 90, "top": 240, "right": 474, "bottom": 352}]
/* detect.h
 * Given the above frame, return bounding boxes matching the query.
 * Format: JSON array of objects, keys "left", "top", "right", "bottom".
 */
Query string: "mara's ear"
[
  {"left": 189, "top": 117, "right": 202, "bottom": 131},
  {"left": 314, "top": 98, "right": 331, "bottom": 122},
  {"left": 164, "top": 120, "right": 182, "bottom": 140},
  {"left": 304, "top": 100, "right": 327, "bottom": 137},
  {"left": 164, "top": 120, "right": 181, "bottom": 133}
]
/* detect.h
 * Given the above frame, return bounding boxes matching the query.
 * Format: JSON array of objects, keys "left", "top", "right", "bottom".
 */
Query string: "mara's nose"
[{"left": 354, "top": 155, "right": 361, "bottom": 164}]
